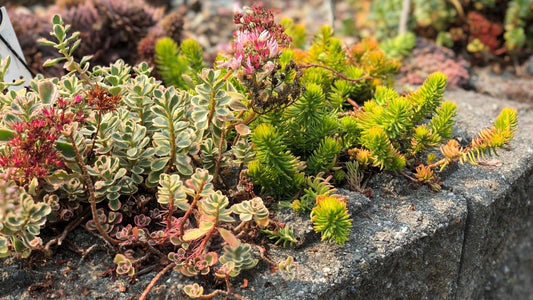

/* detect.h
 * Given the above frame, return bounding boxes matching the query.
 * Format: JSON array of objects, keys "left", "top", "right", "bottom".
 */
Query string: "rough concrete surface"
[
  {"left": 1, "top": 89, "right": 532, "bottom": 299},
  {"left": 445, "top": 89, "right": 533, "bottom": 300}
]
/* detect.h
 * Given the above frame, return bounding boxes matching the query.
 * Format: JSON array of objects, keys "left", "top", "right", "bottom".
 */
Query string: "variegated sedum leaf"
[{"left": 157, "top": 173, "right": 191, "bottom": 210}]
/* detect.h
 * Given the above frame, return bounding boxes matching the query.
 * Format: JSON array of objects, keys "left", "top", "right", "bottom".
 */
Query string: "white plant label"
[{"left": 0, "top": 7, "right": 33, "bottom": 90}]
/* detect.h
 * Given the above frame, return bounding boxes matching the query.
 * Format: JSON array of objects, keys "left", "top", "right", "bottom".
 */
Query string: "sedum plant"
[
  {"left": 311, "top": 195, "right": 352, "bottom": 245},
  {"left": 0, "top": 177, "right": 51, "bottom": 258},
  {"left": 0, "top": 4, "right": 519, "bottom": 299},
  {"left": 365, "top": 0, "right": 533, "bottom": 64},
  {"left": 221, "top": 13, "right": 517, "bottom": 244},
  {"left": 155, "top": 37, "right": 205, "bottom": 90},
  {"left": 0, "top": 11, "right": 297, "bottom": 299}
]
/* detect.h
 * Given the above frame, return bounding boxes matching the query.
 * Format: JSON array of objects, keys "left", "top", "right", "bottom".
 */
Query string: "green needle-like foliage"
[
  {"left": 283, "top": 83, "right": 337, "bottom": 154},
  {"left": 262, "top": 224, "right": 298, "bottom": 248},
  {"left": 307, "top": 136, "right": 342, "bottom": 175},
  {"left": 353, "top": 72, "right": 451, "bottom": 171},
  {"left": 429, "top": 100, "right": 457, "bottom": 139},
  {"left": 463, "top": 108, "right": 518, "bottom": 165},
  {"left": 155, "top": 38, "right": 205, "bottom": 90},
  {"left": 408, "top": 72, "right": 448, "bottom": 124},
  {"left": 359, "top": 126, "right": 406, "bottom": 171},
  {"left": 311, "top": 195, "right": 352, "bottom": 245},
  {"left": 292, "top": 174, "right": 336, "bottom": 213},
  {"left": 248, "top": 123, "right": 305, "bottom": 199}
]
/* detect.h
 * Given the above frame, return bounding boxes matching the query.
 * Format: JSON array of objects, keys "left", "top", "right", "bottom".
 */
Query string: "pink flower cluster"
[
  {"left": 218, "top": 4, "right": 291, "bottom": 75},
  {"left": 233, "top": 4, "right": 291, "bottom": 49},
  {"left": 0, "top": 95, "right": 84, "bottom": 181},
  {"left": 218, "top": 29, "right": 282, "bottom": 74}
]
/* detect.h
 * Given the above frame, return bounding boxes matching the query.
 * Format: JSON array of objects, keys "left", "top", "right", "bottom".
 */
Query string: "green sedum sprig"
[{"left": 310, "top": 195, "right": 352, "bottom": 245}]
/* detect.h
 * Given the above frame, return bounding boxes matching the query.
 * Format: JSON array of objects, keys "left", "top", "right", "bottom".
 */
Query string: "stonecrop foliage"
[{"left": 0, "top": 4, "right": 518, "bottom": 299}]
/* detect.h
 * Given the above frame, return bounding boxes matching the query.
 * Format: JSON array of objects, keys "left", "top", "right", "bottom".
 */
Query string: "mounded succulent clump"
[
  {"left": 399, "top": 39, "right": 470, "bottom": 88},
  {"left": 0, "top": 4, "right": 518, "bottom": 299}
]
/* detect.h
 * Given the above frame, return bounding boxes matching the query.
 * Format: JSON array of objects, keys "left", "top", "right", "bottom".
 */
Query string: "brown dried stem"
[
  {"left": 139, "top": 262, "right": 176, "bottom": 300},
  {"left": 43, "top": 208, "right": 90, "bottom": 255},
  {"left": 69, "top": 131, "right": 120, "bottom": 245}
]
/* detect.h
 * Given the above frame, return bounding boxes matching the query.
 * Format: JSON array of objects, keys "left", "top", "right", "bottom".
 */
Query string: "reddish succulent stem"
[
  {"left": 139, "top": 262, "right": 176, "bottom": 300},
  {"left": 213, "top": 130, "right": 226, "bottom": 186},
  {"left": 197, "top": 222, "right": 217, "bottom": 257},
  {"left": 165, "top": 119, "right": 177, "bottom": 174},
  {"left": 57, "top": 47, "right": 92, "bottom": 85},
  {"left": 178, "top": 181, "right": 206, "bottom": 235},
  {"left": 426, "top": 158, "right": 449, "bottom": 170},
  {"left": 256, "top": 244, "right": 277, "bottom": 267},
  {"left": 166, "top": 190, "right": 175, "bottom": 232},
  {"left": 69, "top": 132, "right": 119, "bottom": 245},
  {"left": 225, "top": 111, "right": 258, "bottom": 141},
  {"left": 399, "top": 170, "right": 419, "bottom": 183},
  {"left": 222, "top": 69, "right": 234, "bottom": 81},
  {"left": 199, "top": 289, "right": 223, "bottom": 299},
  {"left": 89, "top": 111, "right": 102, "bottom": 156}
]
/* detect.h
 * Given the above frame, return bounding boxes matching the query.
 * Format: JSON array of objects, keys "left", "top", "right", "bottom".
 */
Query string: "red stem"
[
  {"left": 191, "top": 221, "right": 218, "bottom": 260},
  {"left": 178, "top": 181, "right": 206, "bottom": 235},
  {"left": 139, "top": 262, "right": 176, "bottom": 300},
  {"left": 166, "top": 192, "right": 175, "bottom": 232}
]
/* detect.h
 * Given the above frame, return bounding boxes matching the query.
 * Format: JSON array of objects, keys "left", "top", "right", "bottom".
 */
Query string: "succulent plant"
[
  {"left": 218, "top": 240, "right": 258, "bottom": 277},
  {"left": 183, "top": 283, "right": 204, "bottom": 299},
  {"left": 5, "top": 7, "right": 60, "bottom": 77},
  {"left": 113, "top": 253, "right": 134, "bottom": 276},
  {"left": 262, "top": 223, "right": 298, "bottom": 248},
  {"left": 0, "top": 178, "right": 51, "bottom": 258},
  {"left": 363, "top": 0, "right": 532, "bottom": 65},
  {"left": 399, "top": 39, "right": 470, "bottom": 88},
  {"left": 466, "top": 11, "right": 504, "bottom": 54},
  {"left": 0, "top": 7, "right": 520, "bottom": 300},
  {"left": 504, "top": 0, "right": 533, "bottom": 51},
  {"left": 311, "top": 195, "right": 352, "bottom": 245},
  {"left": 155, "top": 37, "right": 205, "bottom": 92},
  {"left": 160, "top": 11, "right": 185, "bottom": 43},
  {"left": 380, "top": 32, "right": 417, "bottom": 60},
  {"left": 231, "top": 197, "right": 270, "bottom": 227}
]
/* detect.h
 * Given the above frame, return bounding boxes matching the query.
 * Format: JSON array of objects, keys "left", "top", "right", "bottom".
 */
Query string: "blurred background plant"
[{"left": 363, "top": 0, "right": 533, "bottom": 67}]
